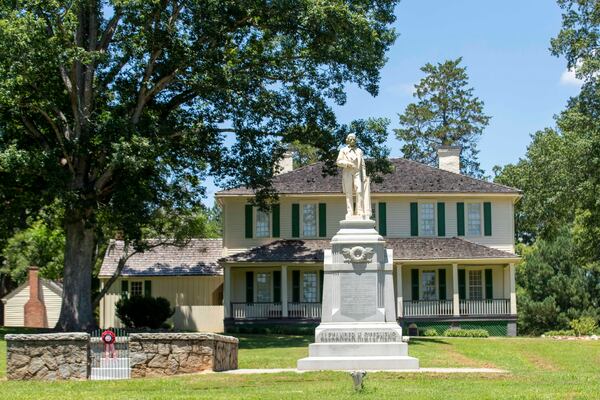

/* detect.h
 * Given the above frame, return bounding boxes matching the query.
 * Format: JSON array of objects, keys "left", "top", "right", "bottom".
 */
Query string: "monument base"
[{"left": 297, "top": 323, "right": 419, "bottom": 371}]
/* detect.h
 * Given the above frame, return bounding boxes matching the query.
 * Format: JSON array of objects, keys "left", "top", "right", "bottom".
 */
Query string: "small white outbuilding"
[{"left": 1, "top": 267, "right": 63, "bottom": 328}]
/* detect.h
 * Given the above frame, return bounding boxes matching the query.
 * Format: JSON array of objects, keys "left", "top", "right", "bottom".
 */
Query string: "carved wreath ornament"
[{"left": 342, "top": 246, "right": 374, "bottom": 263}]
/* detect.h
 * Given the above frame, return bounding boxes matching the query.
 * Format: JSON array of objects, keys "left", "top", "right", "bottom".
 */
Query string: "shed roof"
[
  {"left": 216, "top": 158, "right": 520, "bottom": 196},
  {"left": 220, "top": 237, "right": 518, "bottom": 263},
  {"left": 99, "top": 239, "right": 223, "bottom": 277},
  {"left": 1, "top": 279, "right": 63, "bottom": 303}
]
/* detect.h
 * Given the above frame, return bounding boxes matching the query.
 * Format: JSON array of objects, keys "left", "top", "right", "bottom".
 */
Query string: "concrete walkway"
[{"left": 221, "top": 367, "right": 508, "bottom": 374}]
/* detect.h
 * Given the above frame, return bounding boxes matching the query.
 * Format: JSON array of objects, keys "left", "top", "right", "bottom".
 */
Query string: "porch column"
[
  {"left": 224, "top": 265, "right": 232, "bottom": 318},
  {"left": 281, "top": 265, "right": 288, "bottom": 317},
  {"left": 509, "top": 263, "right": 517, "bottom": 315},
  {"left": 452, "top": 263, "right": 460, "bottom": 316},
  {"left": 396, "top": 263, "right": 403, "bottom": 318}
]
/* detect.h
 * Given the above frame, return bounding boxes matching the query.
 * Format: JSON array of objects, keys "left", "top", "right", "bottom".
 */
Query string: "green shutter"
[
  {"left": 245, "top": 204, "right": 253, "bottom": 239},
  {"left": 319, "top": 270, "right": 324, "bottom": 302},
  {"left": 485, "top": 269, "right": 493, "bottom": 300},
  {"left": 437, "top": 202, "right": 446, "bottom": 237},
  {"left": 245, "top": 271, "right": 254, "bottom": 303},
  {"left": 410, "top": 202, "right": 419, "bottom": 236},
  {"left": 273, "top": 271, "right": 281, "bottom": 302},
  {"left": 144, "top": 280, "right": 152, "bottom": 297},
  {"left": 272, "top": 204, "right": 280, "bottom": 238},
  {"left": 411, "top": 269, "right": 419, "bottom": 301},
  {"left": 484, "top": 202, "right": 492, "bottom": 236},
  {"left": 457, "top": 202, "right": 465, "bottom": 236},
  {"left": 291, "top": 204, "right": 300, "bottom": 238},
  {"left": 318, "top": 203, "right": 327, "bottom": 237},
  {"left": 458, "top": 269, "right": 466, "bottom": 300},
  {"left": 121, "top": 280, "right": 129, "bottom": 296},
  {"left": 438, "top": 269, "right": 447, "bottom": 300},
  {"left": 292, "top": 270, "right": 300, "bottom": 302},
  {"left": 378, "top": 202, "right": 387, "bottom": 236}
]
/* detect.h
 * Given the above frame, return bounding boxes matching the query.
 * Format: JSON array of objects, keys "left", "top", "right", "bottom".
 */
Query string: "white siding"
[
  {"left": 99, "top": 276, "right": 224, "bottom": 332},
  {"left": 2, "top": 280, "right": 62, "bottom": 328}
]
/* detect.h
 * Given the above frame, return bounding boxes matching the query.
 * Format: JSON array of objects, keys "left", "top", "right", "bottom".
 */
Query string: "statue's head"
[{"left": 345, "top": 133, "right": 357, "bottom": 147}]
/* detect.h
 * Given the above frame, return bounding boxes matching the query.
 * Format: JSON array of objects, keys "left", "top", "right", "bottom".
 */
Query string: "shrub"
[
  {"left": 422, "top": 328, "right": 438, "bottom": 337},
  {"left": 543, "top": 329, "right": 575, "bottom": 337},
  {"left": 442, "top": 328, "right": 489, "bottom": 338},
  {"left": 116, "top": 295, "right": 174, "bottom": 329},
  {"left": 569, "top": 317, "right": 598, "bottom": 336}
]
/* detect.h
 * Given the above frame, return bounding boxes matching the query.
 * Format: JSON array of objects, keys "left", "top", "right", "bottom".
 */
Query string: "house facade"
[{"left": 217, "top": 150, "right": 521, "bottom": 336}]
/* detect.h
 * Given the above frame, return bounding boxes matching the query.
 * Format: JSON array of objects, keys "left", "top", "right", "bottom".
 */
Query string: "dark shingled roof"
[
  {"left": 220, "top": 237, "right": 518, "bottom": 263},
  {"left": 216, "top": 158, "right": 520, "bottom": 195},
  {"left": 99, "top": 239, "right": 223, "bottom": 277}
]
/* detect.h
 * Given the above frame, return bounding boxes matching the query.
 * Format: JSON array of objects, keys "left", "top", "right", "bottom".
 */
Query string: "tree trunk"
[{"left": 56, "top": 214, "right": 96, "bottom": 331}]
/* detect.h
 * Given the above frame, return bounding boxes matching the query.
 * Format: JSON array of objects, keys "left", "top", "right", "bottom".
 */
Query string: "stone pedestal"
[{"left": 297, "top": 218, "right": 418, "bottom": 371}]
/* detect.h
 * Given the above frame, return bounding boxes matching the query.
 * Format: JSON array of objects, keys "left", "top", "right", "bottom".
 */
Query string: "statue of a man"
[{"left": 336, "top": 134, "right": 371, "bottom": 219}]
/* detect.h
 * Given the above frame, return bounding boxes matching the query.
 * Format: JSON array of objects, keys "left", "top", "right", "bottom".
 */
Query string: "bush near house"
[
  {"left": 443, "top": 329, "right": 489, "bottom": 338},
  {"left": 569, "top": 317, "right": 598, "bottom": 336},
  {"left": 422, "top": 329, "right": 438, "bottom": 337},
  {"left": 115, "top": 296, "right": 174, "bottom": 329}
]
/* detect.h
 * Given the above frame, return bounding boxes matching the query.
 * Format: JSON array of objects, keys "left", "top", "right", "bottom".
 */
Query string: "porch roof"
[
  {"left": 220, "top": 237, "right": 519, "bottom": 264},
  {"left": 99, "top": 239, "right": 223, "bottom": 277}
]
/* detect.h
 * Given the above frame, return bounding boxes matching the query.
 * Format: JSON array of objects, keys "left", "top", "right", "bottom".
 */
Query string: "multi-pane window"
[
  {"left": 420, "top": 203, "right": 435, "bottom": 236},
  {"left": 131, "top": 281, "right": 143, "bottom": 297},
  {"left": 469, "top": 270, "right": 483, "bottom": 300},
  {"left": 256, "top": 272, "right": 272, "bottom": 302},
  {"left": 422, "top": 271, "right": 436, "bottom": 300},
  {"left": 303, "top": 272, "right": 318, "bottom": 302},
  {"left": 255, "top": 210, "right": 270, "bottom": 238},
  {"left": 302, "top": 204, "right": 317, "bottom": 237},
  {"left": 467, "top": 203, "right": 482, "bottom": 236}
]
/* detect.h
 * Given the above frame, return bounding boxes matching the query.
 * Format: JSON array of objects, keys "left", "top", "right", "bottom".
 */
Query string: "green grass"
[{"left": 1, "top": 329, "right": 600, "bottom": 399}]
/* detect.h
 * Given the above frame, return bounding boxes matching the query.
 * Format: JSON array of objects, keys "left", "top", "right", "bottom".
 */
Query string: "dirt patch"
[
  {"left": 443, "top": 347, "right": 497, "bottom": 369},
  {"left": 521, "top": 352, "right": 559, "bottom": 371}
]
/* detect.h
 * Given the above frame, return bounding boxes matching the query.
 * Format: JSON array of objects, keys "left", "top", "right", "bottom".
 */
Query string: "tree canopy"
[
  {"left": 394, "top": 58, "right": 490, "bottom": 178},
  {"left": 0, "top": 0, "right": 398, "bottom": 330}
]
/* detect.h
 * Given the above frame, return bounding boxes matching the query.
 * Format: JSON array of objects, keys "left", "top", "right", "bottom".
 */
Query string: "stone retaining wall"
[
  {"left": 129, "top": 333, "right": 238, "bottom": 377},
  {"left": 5, "top": 333, "right": 90, "bottom": 380}
]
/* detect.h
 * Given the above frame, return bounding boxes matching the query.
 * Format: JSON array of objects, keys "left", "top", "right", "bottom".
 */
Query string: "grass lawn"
[{"left": 1, "top": 328, "right": 600, "bottom": 399}]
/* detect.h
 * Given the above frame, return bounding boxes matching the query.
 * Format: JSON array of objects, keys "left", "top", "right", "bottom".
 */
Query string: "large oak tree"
[{"left": 0, "top": 0, "right": 398, "bottom": 330}]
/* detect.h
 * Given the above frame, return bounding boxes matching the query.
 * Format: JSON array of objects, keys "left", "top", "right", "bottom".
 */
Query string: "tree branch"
[
  {"left": 39, "top": 109, "right": 75, "bottom": 174},
  {"left": 98, "top": 10, "right": 121, "bottom": 52}
]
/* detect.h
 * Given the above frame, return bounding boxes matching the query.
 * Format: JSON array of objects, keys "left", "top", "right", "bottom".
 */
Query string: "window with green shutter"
[
  {"left": 245, "top": 271, "right": 254, "bottom": 303},
  {"left": 411, "top": 269, "right": 419, "bottom": 301},
  {"left": 245, "top": 204, "right": 253, "bottom": 239},
  {"left": 291, "top": 204, "right": 300, "bottom": 238},
  {"left": 485, "top": 269, "right": 493, "bottom": 299},
  {"left": 438, "top": 269, "right": 447, "bottom": 300},
  {"left": 378, "top": 202, "right": 387, "bottom": 236},
  {"left": 144, "top": 280, "right": 152, "bottom": 297},
  {"left": 318, "top": 203, "right": 327, "bottom": 237},
  {"left": 458, "top": 269, "right": 466, "bottom": 300},
  {"left": 410, "top": 203, "right": 419, "bottom": 236},
  {"left": 457, "top": 202, "right": 465, "bottom": 236},
  {"left": 273, "top": 271, "right": 281, "bottom": 302},
  {"left": 437, "top": 202, "right": 446, "bottom": 237},
  {"left": 484, "top": 202, "right": 492, "bottom": 236},
  {"left": 292, "top": 270, "right": 300, "bottom": 302},
  {"left": 272, "top": 204, "right": 280, "bottom": 238}
]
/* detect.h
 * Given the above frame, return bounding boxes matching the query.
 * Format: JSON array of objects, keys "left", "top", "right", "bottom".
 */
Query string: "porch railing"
[
  {"left": 460, "top": 299, "right": 510, "bottom": 316},
  {"left": 288, "top": 302, "right": 321, "bottom": 319},
  {"left": 403, "top": 300, "right": 453, "bottom": 317},
  {"left": 230, "top": 302, "right": 282, "bottom": 319}
]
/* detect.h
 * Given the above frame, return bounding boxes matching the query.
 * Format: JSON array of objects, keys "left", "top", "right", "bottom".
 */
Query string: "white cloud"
[{"left": 560, "top": 68, "right": 583, "bottom": 86}]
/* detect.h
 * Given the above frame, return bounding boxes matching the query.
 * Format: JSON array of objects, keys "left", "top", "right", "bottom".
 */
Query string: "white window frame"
[
  {"left": 300, "top": 202, "right": 318, "bottom": 238},
  {"left": 130, "top": 281, "right": 143, "bottom": 297},
  {"left": 255, "top": 272, "right": 273, "bottom": 302},
  {"left": 301, "top": 271, "right": 319, "bottom": 303},
  {"left": 466, "top": 202, "right": 483, "bottom": 237},
  {"left": 419, "top": 202, "right": 436, "bottom": 237},
  {"left": 421, "top": 270, "right": 437, "bottom": 301},
  {"left": 467, "top": 269, "right": 483, "bottom": 300},
  {"left": 254, "top": 208, "right": 271, "bottom": 238},
  {"left": 371, "top": 202, "right": 379, "bottom": 229}
]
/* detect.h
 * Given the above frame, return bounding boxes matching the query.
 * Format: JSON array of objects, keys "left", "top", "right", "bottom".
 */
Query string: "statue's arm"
[{"left": 336, "top": 149, "right": 353, "bottom": 168}]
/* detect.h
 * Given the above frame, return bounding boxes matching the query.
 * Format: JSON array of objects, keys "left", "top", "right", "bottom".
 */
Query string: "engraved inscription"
[
  {"left": 317, "top": 330, "right": 400, "bottom": 343},
  {"left": 340, "top": 273, "right": 377, "bottom": 320}
]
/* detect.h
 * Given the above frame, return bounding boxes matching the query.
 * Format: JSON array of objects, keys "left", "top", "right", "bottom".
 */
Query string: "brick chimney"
[
  {"left": 24, "top": 267, "right": 48, "bottom": 328},
  {"left": 275, "top": 151, "right": 294, "bottom": 175},
  {"left": 437, "top": 145, "right": 462, "bottom": 174}
]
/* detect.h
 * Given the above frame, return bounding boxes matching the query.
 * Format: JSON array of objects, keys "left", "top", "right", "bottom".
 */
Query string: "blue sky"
[{"left": 203, "top": 0, "right": 581, "bottom": 206}]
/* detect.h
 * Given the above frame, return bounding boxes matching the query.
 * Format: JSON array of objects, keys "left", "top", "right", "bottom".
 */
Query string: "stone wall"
[
  {"left": 129, "top": 333, "right": 238, "bottom": 377},
  {"left": 5, "top": 333, "right": 90, "bottom": 380}
]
